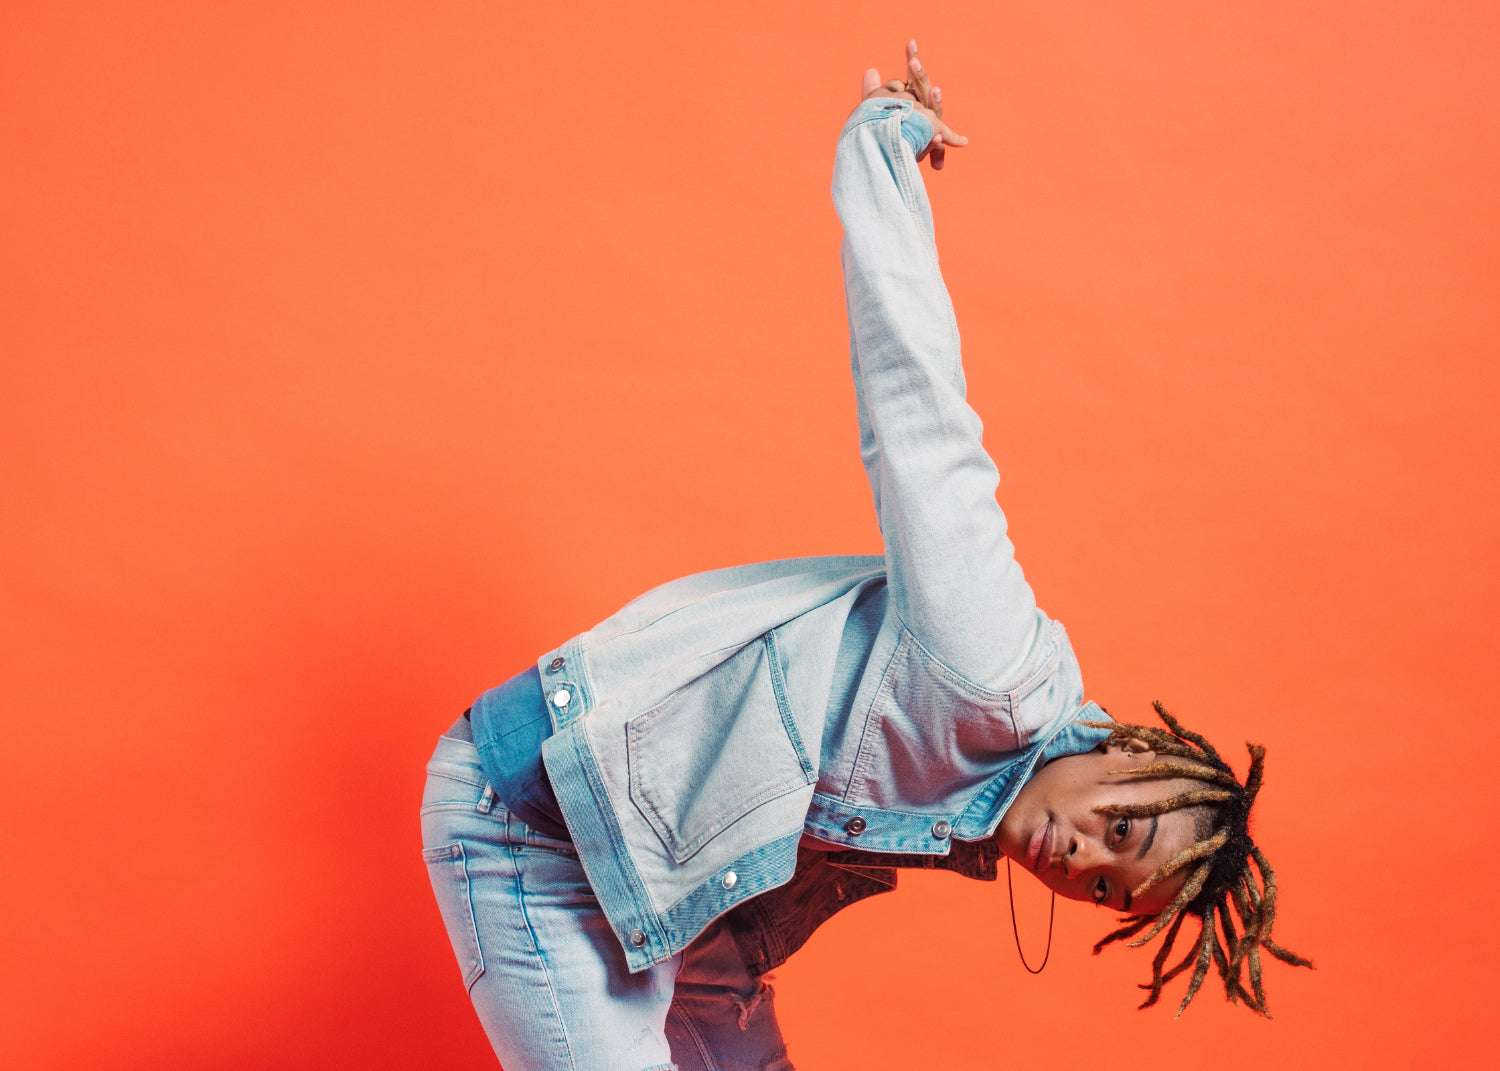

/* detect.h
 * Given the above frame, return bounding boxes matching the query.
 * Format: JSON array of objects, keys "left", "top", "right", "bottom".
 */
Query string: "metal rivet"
[
  {"left": 548, "top": 656, "right": 565, "bottom": 672},
  {"left": 629, "top": 929, "right": 647, "bottom": 947},
  {"left": 721, "top": 870, "right": 737, "bottom": 890},
  {"left": 844, "top": 816, "right": 866, "bottom": 835},
  {"left": 551, "top": 688, "right": 571, "bottom": 708},
  {"left": 932, "top": 820, "right": 952, "bottom": 839}
]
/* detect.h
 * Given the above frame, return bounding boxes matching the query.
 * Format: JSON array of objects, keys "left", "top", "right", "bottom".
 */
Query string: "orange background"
[{"left": 3, "top": 3, "right": 1496, "bottom": 1068}]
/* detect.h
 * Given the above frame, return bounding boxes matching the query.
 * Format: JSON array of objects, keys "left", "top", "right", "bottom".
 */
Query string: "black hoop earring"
[{"left": 1006, "top": 856, "right": 1055, "bottom": 974}]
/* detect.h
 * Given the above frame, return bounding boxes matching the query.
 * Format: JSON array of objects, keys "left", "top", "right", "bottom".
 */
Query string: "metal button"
[
  {"left": 629, "top": 929, "right": 647, "bottom": 947},
  {"left": 721, "top": 870, "right": 737, "bottom": 890},
  {"left": 844, "top": 816, "right": 867, "bottom": 835},
  {"left": 932, "top": 820, "right": 952, "bottom": 839},
  {"left": 551, "top": 688, "right": 571, "bottom": 708},
  {"left": 548, "top": 656, "right": 565, "bottom": 672}
]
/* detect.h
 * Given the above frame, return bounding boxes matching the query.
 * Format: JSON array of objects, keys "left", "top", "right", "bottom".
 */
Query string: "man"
[{"left": 421, "top": 41, "right": 1308, "bottom": 1070}]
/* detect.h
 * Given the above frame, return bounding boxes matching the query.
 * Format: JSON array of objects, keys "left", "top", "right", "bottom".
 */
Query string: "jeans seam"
[
  {"left": 457, "top": 845, "right": 485, "bottom": 989},
  {"left": 509, "top": 811, "right": 580, "bottom": 1069},
  {"left": 668, "top": 1000, "right": 715, "bottom": 1069}
]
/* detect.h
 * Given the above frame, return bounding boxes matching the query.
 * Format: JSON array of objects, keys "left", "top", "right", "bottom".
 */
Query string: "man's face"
[{"left": 995, "top": 741, "right": 1206, "bottom": 915}]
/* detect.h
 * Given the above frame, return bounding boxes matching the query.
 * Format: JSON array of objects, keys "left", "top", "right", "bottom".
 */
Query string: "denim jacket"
[{"left": 529, "top": 98, "right": 1112, "bottom": 973}]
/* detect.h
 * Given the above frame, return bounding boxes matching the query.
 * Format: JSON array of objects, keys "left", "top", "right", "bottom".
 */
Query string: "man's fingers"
[
  {"left": 905, "top": 39, "right": 936, "bottom": 112},
  {"left": 874, "top": 41, "right": 962, "bottom": 169},
  {"left": 862, "top": 41, "right": 964, "bottom": 164},
  {"left": 908, "top": 55, "right": 932, "bottom": 104},
  {"left": 934, "top": 118, "right": 968, "bottom": 147},
  {"left": 924, "top": 122, "right": 967, "bottom": 171}
]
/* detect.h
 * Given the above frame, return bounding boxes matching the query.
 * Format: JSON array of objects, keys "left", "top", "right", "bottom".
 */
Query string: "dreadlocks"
[{"left": 1084, "top": 702, "right": 1313, "bottom": 1018}]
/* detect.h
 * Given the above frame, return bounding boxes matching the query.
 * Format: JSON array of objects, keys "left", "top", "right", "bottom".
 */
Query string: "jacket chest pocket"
[{"left": 627, "top": 633, "right": 815, "bottom": 864}]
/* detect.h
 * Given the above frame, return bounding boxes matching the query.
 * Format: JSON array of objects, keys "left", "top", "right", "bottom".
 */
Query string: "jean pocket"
[{"left": 422, "top": 842, "right": 485, "bottom": 990}]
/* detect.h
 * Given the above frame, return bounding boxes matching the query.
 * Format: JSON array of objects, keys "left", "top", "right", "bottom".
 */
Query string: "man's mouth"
[{"left": 1026, "top": 819, "right": 1053, "bottom": 872}]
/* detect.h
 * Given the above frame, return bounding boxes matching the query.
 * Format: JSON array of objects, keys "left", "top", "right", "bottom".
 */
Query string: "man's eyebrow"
[{"left": 1136, "top": 815, "right": 1159, "bottom": 860}]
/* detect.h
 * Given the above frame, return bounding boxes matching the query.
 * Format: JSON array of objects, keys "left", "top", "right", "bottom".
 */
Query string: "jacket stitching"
[
  {"left": 842, "top": 630, "right": 908, "bottom": 802},
  {"left": 626, "top": 638, "right": 813, "bottom": 864},
  {"left": 884, "top": 111, "right": 921, "bottom": 216},
  {"left": 568, "top": 729, "right": 666, "bottom": 954},
  {"left": 764, "top": 629, "right": 816, "bottom": 782}
]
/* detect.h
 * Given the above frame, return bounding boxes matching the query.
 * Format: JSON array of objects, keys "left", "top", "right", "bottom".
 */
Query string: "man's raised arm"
[{"left": 834, "top": 47, "right": 1049, "bottom": 692}]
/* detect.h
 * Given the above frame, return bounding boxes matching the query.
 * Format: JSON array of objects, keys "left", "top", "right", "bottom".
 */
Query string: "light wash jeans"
[{"left": 421, "top": 732, "right": 795, "bottom": 1071}]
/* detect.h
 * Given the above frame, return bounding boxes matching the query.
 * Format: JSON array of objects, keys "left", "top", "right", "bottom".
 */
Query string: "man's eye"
[
  {"left": 1113, "top": 817, "right": 1129, "bottom": 844},
  {"left": 1092, "top": 878, "right": 1108, "bottom": 905}
]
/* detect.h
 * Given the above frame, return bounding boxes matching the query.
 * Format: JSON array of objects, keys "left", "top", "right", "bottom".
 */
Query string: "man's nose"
[{"left": 1062, "top": 834, "right": 1097, "bottom": 879}]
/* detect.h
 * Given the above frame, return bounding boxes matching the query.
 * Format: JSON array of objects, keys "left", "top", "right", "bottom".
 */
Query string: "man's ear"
[{"left": 1120, "top": 736, "right": 1153, "bottom": 756}]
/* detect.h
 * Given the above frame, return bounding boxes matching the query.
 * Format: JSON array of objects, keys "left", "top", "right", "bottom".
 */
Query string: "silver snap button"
[
  {"left": 548, "top": 656, "right": 565, "bottom": 672},
  {"left": 721, "top": 870, "right": 737, "bottom": 890},
  {"left": 629, "top": 929, "right": 647, "bottom": 947},
  {"left": 844, "top": 816, "right": 866, "bottom": 835},
  {"left": 932, "top": 820, "right": 952, "bottom": 839},
  {"left": 551, "top": 688, "right": 571, "bottom": 708}
]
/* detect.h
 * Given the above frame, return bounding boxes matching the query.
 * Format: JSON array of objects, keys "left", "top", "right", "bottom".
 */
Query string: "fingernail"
[
  {"left": 909, "top": 39, "right": 918, "bottom": 50},
  {"left": 933, "top": 86, "right": 942, "bottom": 100}
]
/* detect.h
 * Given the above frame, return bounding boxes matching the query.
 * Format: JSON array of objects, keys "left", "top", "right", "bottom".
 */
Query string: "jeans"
[{"left": 421, "top": 732, "right": 795, "bottom": 1071}]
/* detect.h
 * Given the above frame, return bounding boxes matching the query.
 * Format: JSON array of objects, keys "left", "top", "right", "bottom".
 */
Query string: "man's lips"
[{"left": 1026, "top": 819, "right": 1052, "bottom": 872}]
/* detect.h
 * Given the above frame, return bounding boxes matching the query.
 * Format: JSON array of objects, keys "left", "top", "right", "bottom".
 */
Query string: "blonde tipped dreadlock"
[{"left": 1082, "top": 702, "right": 1312, "bottom": 1018}]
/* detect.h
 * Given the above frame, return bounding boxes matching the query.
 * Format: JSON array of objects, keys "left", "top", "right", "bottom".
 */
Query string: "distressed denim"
[{"left": 422, "top": 732, "right": 793, "bottom": 1070}]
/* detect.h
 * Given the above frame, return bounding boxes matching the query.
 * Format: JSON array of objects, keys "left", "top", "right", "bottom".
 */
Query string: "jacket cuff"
[
  {"left": 841, "top": 97, "right": 935, "bottom": 158},
  {"left": 899, "top": 109, "right": 935, "bottom": 158}
]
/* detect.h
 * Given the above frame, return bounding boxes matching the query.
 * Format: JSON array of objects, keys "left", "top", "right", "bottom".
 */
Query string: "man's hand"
[{"left": 858, "top": 40, "right": 967, "bottom": 170}]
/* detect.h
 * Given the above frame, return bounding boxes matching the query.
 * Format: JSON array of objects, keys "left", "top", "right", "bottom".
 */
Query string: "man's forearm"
[{"left": 833, "top": 98, "right": 1044, "bottom": 691}]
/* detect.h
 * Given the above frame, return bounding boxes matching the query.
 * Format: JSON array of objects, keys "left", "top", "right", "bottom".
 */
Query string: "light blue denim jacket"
[{"left": 533, "top": 98, "right": 1112, "bottom": 972}]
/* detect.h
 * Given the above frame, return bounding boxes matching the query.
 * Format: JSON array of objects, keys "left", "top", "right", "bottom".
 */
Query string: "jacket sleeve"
[{"left": 832, "top": 97, "right": 1045, "bottom": 690}]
